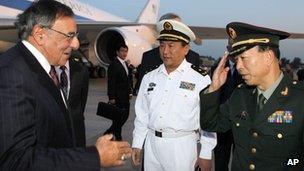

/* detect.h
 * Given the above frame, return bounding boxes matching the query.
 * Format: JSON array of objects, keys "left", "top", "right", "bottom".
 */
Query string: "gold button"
[
  {"left": 251, "top": 148, "right": 257, "bottom": 154},
  {"left": 252, "top": 132, "right": 258, "bottom": 138},
  {"left": 249, "top": 164, "right": 255, "bottom": 170},
  {"left": 277, "top": 133, "right": 283, "bottom": 139},
  {"left": 236, "top": 123, "right": 240, "bottom": 127}
]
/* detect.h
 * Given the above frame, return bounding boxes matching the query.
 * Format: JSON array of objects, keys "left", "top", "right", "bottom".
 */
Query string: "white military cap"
[{"left": 156, "top": 19, "right": 196, "bottom": 44}]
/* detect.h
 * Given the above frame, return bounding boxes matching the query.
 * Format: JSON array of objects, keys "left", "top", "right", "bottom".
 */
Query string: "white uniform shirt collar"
[
  {"left": 22, "top": 40, "right": 51, "bottom": 74},
  {"left": 158, "top": 59, "right": 190, "bottom": 75}
]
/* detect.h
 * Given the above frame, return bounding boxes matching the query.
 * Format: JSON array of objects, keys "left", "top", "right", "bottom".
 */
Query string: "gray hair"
[
  {"left": 159, "top": 13, "right": 181, "bottom": 21},
  {"left": 15, "top": 0, "right": 74, "bottom": 40}
]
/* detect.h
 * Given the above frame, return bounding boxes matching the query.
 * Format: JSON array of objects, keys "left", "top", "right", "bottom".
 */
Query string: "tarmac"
[{"left": 84, "top": 78, "right": 141, "bottom": 171}]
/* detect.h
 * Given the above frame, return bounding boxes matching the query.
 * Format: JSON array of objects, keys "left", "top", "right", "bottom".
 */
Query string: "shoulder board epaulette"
[{"left": 191, "top": 65, "right": 208, "bottom": 76}]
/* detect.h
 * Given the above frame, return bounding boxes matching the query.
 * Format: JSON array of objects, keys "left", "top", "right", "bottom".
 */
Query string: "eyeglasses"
[{"left": 43, "top": 26, "right": 78, "bottom": 41}]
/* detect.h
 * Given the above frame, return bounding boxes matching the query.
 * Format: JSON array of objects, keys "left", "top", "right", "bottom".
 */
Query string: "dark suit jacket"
[
  {"left": 200, "top": 75, "right": 304, "bottom": 170},
  {"left": 107, "top": 58, "right": 132, "bottom": 105},
  {"left": 68, "top": 58, "right": 89, "bottom": 147},
  {"left": 137, "top": 47, "right": 200, "bottom": 89},
  {"left": 0, "top": 42, "right": 99, "bottom": 171}
]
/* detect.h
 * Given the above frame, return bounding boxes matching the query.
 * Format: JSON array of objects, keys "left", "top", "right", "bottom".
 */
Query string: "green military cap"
[
  {"left": 157, "top": 19, "right": 196, "bottom": 44},
  {"left": 226, "top": 22, "right": 290, "bottom": 57}
]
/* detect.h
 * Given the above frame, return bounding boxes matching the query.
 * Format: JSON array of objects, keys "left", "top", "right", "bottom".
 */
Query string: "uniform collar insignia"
[{"left": 280, "top": 87, "right": 288, "bottom": 96}]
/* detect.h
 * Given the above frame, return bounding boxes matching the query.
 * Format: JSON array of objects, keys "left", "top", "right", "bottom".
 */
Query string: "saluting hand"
[
  {"left": 95, "top": 134, "right": 132, "bottom": 167},
  {"left": 209, "top": 52, "right": 230, "bottom": 93}
]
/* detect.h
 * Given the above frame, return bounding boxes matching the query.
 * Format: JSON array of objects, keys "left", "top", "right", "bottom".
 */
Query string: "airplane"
[{"left": 1, "top": 0, "right": 304, "bottom": 77}]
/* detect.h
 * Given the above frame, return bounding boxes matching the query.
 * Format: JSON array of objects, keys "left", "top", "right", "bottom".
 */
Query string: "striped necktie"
[
  {"left": 60, "top": 66, "right": 68, "bottom": 100},
  {"left": 49, "top": 66, "right": 59, "bottom": 87}
]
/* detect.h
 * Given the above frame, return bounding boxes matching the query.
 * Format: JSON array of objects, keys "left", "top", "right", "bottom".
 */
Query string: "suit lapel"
[
  {"left": 17, "top": 42, "right": 74, "bottom": 138},
  {"left": 255, "top": 75, "right": 290, "bottom": 124},
  {"left": 116, "top": 58, "right": 128, "bottom": 77}
]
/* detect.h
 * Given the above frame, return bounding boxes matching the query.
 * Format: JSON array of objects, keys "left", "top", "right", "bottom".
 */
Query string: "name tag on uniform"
[
  {"left": 147, "top": 82, "right": 156, "bottom": 92},
  {"left": 179, "top": 81, "right": 195, "bottom": 91},
  {"left": 268, "top": 110, "right": 293, "bottom": 123}
]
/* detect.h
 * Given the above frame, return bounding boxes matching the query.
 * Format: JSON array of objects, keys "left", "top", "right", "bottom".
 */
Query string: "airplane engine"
[{"left": 94, "top": 27, "right": 153, "bottom": 67}]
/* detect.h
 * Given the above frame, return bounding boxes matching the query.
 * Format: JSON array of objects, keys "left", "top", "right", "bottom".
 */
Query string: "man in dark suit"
[
  {"left": 134, "top": 13, "right": 200, "bottom": 94},
  {"left": 0, "top": 1, "right": 131, "bottom": 170},
  {"left": 106, "top": 43, "right": 133, "bottom": 141},
  {"left": 56, "top": 56, "right": 89, "bottom": 147},
  {"left": 200, "top": 22, "right": 304, "bottom": 170}
]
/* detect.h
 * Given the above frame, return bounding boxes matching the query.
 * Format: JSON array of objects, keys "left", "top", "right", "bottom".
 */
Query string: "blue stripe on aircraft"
[
  {"left": 0, "top": 0, "right": 92, "bottom": 21},
  {"left": 75, "top": 15, "right": 91, "bottom": 20},
  {"left": 0, "top": 0, "right": 31, "bottom": 11}
]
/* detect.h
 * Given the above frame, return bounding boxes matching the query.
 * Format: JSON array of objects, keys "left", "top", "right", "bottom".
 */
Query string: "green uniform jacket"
[{"left": 200, "top": 75, "right": 304, "bottom": 171}]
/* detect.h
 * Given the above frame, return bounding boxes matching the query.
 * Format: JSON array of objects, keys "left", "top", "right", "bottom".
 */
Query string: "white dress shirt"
[
  {"left": 132, "top": 59, "right": 217, "bottom": 159},
  {"left": 117, "top": 57, "right": 129, "bottom": 75}
]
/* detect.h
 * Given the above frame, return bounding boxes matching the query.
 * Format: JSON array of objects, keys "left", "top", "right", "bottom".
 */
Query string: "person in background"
[
  {"left": 297, "top": 68, "right": 304, "bottom": 81},
  {"left": 200, "top": 22, "right": 304, "bottom": 170},
  {"left": 106, "top": 43, "right": 133, "bottom": 141},
  {"left": 132, "top": 19, "right": 216, "bottom": 171},
  {"left": 0, "top": 1, "right": 131, "bottom": 170}
]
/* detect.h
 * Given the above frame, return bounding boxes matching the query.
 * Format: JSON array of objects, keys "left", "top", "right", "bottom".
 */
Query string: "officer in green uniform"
[{"left": 200, "top": 22, "right": 304, "bottom": 171}]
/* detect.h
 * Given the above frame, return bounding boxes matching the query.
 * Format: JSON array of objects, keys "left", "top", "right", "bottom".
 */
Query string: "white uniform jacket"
[{"left": 132, "top": 59, "right": 217, "bottom": 159}]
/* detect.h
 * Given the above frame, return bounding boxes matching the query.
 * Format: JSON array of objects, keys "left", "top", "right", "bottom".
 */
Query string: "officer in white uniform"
[{"left": 131, "top": 19, "right": 217, "bottom": 171}]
